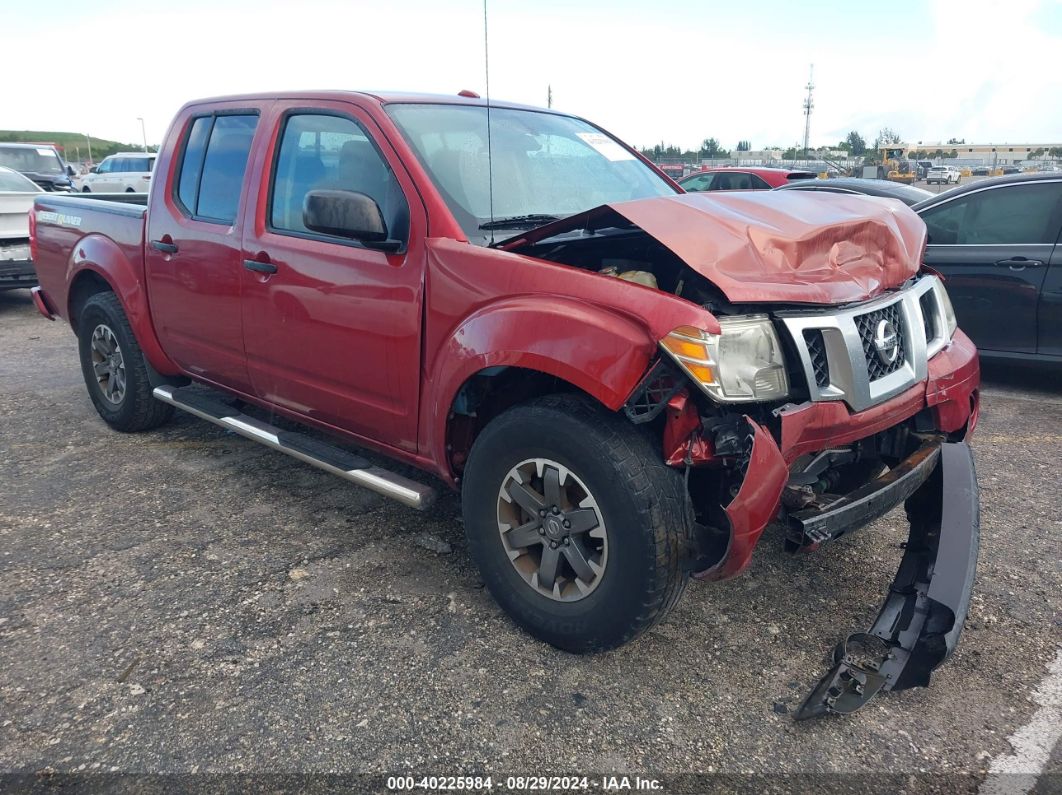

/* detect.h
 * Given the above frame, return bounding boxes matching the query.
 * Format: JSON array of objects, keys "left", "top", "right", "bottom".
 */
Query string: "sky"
[{"left": 3, "top": 0, "right": 1062, "bottom": 152}]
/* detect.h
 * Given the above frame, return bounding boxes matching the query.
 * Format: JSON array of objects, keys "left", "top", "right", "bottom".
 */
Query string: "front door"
[
  {"left": 920, "top": 180, "right": 1062, "bottom": 354},
  {"left": 145, "top": 108, "right": 263, "bottom": 393},
  {"left": 238, "top": 102, "right": 426, "bottom": 453}
]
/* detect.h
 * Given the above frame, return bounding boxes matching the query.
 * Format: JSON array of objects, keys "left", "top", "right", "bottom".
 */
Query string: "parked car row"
[{"left": 0, "top": 166, "right": 42, "bottom": 290}]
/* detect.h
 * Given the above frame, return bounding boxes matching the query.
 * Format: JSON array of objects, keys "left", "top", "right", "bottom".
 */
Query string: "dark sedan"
[
  {"left": 773, "top": 176, "right": 932, "bottom": 206},
  {"left": 912, "top": 173, "right": 1062, "bottom": 362}
]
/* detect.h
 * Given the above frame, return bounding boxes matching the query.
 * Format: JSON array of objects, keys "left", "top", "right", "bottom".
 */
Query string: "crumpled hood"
[{"left": 501, "top": 191, "right": 927, "bottom": 305}]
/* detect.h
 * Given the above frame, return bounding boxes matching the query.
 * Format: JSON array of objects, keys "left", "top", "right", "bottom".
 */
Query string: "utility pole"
[
  {"left": 137, "top": 117, "right": 148, "bottom": 152},
  {"left": 547, "top": 85, "right": 552, "bottom": 108},
  {"left": 85, "top": 133, "right": 93, "bottom": 165},
  {"left": 802, "top": 64, "right": 814, "bottom": 160}
]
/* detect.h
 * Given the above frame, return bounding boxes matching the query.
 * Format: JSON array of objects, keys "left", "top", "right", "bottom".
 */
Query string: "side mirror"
[
  {"left": 302, "top": 190, "right": 400, "bottom": 251},
  {"left": 66, "top": 164, "right": 76, "bottom": 176},
  {"left": 90, "top": 166, "right": 99, "bottom": 174}
]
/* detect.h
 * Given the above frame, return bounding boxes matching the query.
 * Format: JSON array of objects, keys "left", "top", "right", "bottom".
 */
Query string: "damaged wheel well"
[{"left": 446, "top": 366, "right": 606, "bottom": 477}]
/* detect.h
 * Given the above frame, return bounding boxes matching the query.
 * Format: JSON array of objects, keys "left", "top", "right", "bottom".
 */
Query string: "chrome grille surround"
[{"left": 778, "top": 276, "right": 951, "bottom": 413}]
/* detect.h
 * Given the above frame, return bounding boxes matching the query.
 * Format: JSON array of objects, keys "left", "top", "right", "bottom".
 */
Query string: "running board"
[{"left": 152, "top": 386, "right": 436, "bottom": 511}]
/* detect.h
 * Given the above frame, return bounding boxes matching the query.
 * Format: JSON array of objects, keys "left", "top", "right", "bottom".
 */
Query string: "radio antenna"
[{"left": 483, "top": 0, "right": 495, "bottom": 244}]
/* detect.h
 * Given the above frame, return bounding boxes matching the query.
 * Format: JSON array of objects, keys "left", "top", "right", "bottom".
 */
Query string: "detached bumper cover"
[{"left": 794, "top": 441, "right": 979, "bottom": 719}]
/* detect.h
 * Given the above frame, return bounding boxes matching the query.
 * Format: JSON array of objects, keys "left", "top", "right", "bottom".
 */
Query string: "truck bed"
[{"left": 32, "top": 193, "right": 149, "bottom": 323}]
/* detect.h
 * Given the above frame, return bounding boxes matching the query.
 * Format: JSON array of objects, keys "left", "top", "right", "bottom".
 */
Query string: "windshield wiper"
[{"left": 479, "top": 214, "right": 561, "bottom": 231}]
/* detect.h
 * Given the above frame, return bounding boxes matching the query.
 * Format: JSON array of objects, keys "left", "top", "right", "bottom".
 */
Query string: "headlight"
[
  {"left": 931, "top": 277, "right": 958, "bottom": 338},
  {"left": 660, "top": 315, "right": 789, "bottom": 402}
]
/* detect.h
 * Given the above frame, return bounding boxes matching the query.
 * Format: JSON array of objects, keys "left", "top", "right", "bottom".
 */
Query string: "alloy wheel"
[
  {"left": 89, "top": 324, "right": 126, "bottom": 405},
  {"left": 496, "top": 458, "right": 608, "bottom": 602}
]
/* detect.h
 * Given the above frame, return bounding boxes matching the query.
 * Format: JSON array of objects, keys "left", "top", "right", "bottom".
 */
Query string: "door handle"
[
  {"left": 150, "top": 239, "right": 178, "bottom": 254},
  {"left": 994, "top": 257, "right": 1043, "bottom": 270},
  {"left": 243, "top": 259, "right": 277, "bottom": 274}
]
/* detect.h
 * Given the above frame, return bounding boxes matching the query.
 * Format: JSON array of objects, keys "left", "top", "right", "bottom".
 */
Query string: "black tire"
[
  {"left": 125, "top": 187, "right": 135, "bottom": 193},
  {"left": 461, "top": 394, "right": 692, "bottom": 652},
  {"left": 82, "top": 186, "right": 91, "bottom": 193},
  {"left": 77, "top": 291, "right": 174, "bottom": 432}
]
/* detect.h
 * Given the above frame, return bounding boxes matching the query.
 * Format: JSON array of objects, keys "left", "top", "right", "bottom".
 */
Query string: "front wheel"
[
  {"left": 461, "top": 394, "right": 692, "bottom": 652},
  {"left": 77, "top": 292, "right": 174, "bottom": 432}
]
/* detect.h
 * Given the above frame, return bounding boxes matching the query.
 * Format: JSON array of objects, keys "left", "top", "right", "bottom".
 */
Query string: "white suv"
[
  {"left": 79, "top": 152, "right": 156, "bottom": 193},
  {"left": 926, "top": 165, "right": 960, "bottom": 185}
]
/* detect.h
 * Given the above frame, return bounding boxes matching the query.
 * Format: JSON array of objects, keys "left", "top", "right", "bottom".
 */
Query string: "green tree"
[
  {"left": 947, "top": 137, "right": 965, "bottom": 145},
  {"left": 782, "top": 147, "right": 800, "bottom": 160},
  {"left": 700, "top": 138, "right": 729, "bottom": 158},
  {"left": 736, "top": 139, "right": 751, "bottom": 152},
  {"left": 845, "top": 131, "right": 867, "bottom": 156}
]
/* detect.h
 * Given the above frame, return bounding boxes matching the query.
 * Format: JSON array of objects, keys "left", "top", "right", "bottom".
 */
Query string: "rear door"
[
  {"left": 920, "top": 180, "right": 1062, "bottom": 354},
  {"left": 238, "top": 101, "right": 427, "bottom": 452},
  {"left": 145, "top": 105, "right": 264, "bottom": 393}
]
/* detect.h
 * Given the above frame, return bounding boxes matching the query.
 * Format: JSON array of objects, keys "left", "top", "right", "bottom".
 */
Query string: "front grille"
[
  {"left": 803, "top": 329, "right": 830, "bottom": 387},
  {"left": 855, "top": 301, "right": 906, "bottom": 381}
]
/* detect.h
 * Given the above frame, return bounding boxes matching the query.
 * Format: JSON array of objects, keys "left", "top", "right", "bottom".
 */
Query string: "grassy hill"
[{"left": 0, "top": 130, "right": 152, "bottom": 163}]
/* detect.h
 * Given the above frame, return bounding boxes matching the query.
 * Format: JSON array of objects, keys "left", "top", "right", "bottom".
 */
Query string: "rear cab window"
[{"left": 174, "top": 112, "right": 259, "bottom": 224}]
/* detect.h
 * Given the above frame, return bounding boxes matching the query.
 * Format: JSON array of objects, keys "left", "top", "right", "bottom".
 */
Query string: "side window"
[
  {"left": 97, "top": 159, "right": 113, "bottom": 174},
  {"left": 709, "top": 173, "right": 737, "bottom": 191},
  {"left": 269, "top": 113, "right": 408, "bottom": 242},
  {"left": 922, "top": 198, "right": 969, "bottom": 245},
  {"left": 682, "top": 174, "right": 714, "bottom": 192},
  {"left": 176, "top": 116, "right": 212, "bottom": 212},
  {"left": 174, "top": 113, "right": 258, "bottom": 224},
  {"left": 749, "top": 175, "right": 772, "bottom": 190},
  {"left": 923, "top": 183, "right": 1061, "bottom": 245}
]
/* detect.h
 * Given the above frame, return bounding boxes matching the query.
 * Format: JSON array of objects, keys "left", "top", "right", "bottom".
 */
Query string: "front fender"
[
  {"left": 67, "top": 234, "right": 178, "bottom": 376},
  {"left": 425, "top": 295, "right": 658, "bottom": 475}
]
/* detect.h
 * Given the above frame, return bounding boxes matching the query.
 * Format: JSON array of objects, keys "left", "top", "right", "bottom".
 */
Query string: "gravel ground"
[{"left": 1, "top": 288, "right": 1060, "bottom": 792}]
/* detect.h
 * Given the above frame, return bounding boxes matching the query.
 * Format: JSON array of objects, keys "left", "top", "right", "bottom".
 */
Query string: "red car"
[
  {"left": 30, "top": 91, "right": 979, "bottom": 720},
  {"left": 680, "top": 166, "right": 817, "bottom": 192}
]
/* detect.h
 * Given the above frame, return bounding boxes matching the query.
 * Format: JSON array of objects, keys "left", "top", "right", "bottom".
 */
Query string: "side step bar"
[{"left": 152, "top": 386, "right": 436, "bottom": 511}]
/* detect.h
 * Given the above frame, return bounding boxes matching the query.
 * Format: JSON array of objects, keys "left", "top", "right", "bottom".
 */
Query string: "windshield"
[
  {"left": 0, "top": 169, "right": 42, "bottom": 192},
  {"left": 386, "top": 103, "right": 675, "bottom": 243},
  {"left": 0, "top": 145, "right": 63, "bottom": 175}
]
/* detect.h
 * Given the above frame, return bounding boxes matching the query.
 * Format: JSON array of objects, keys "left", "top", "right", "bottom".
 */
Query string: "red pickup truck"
[{"left": 30, "top": 91, "right": 980, "bottom": 719}]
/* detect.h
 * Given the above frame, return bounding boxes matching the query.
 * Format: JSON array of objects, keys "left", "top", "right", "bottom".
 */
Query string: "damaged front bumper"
[{"left": 794, "top": 441, "right": 979, "bottom": 719}]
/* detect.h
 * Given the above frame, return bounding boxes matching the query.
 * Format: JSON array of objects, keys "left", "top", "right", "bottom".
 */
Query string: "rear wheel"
[
  {"left": 77, "top": 292, "right": 173, "bottom": 432},
  {"left": 82, "top": 186, "right": 91, "bottom": 193},
  {"left": 461, "top": 394, "right": 692, "bottom": 652}
]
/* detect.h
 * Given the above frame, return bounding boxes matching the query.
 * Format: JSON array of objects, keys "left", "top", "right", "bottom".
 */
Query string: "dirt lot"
[{"left": 1, "top": 288, "right": 1060, "bottom": 792}]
